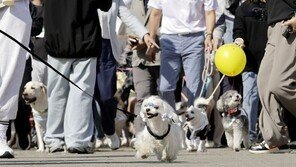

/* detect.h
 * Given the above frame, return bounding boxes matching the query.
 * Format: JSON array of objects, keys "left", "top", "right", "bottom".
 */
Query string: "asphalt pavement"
[{"left": 0, "top": 147, "right": 296, "bottom": 167}]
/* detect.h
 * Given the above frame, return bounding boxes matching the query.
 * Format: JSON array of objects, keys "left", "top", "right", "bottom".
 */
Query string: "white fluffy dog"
[
  {"left": 22, "top": 81, "right": 48, "bottom": 152},
  {"left": 216, "top": 90, "right": 250, "bottom": 152},
  {"left": 182, "top": 97, "right": 210, "bottom": 152},
  {"left": 135, "top": 96, "right": 181, "bottom": 162}
]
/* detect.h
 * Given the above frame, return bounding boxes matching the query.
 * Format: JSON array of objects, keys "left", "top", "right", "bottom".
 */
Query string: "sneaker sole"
[{"left": 249, "top": 147, "right": 291, "bottom": 154}]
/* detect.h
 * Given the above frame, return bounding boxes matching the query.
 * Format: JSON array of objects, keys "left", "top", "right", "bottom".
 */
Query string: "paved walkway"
[{"left": 0, "top": 147, "right": 296, "bottom": 167}]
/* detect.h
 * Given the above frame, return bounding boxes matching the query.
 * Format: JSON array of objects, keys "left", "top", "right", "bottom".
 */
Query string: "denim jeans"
[
  {"left": 242, "top": 72, "right": 259, "bottom": 142},
  {"left": 45, "top": 56, "right": 96, "bottom": 150},
  {"left": 159, "top": 32, "right": 205, "bottom": 109}
]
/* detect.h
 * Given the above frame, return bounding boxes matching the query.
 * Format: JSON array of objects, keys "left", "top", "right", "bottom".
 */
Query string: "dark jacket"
[
  {"left": 44, "top": 0, "right": 112, "bottom": 58},
  {"left": 29, "top": 3, "right": 47, "bottom": 60},
  {"left": 233, "top": 1, "right": 268, "bottom": 73},
  {"left": 267, "top": 0, "right": 295, "bottom": 25}
]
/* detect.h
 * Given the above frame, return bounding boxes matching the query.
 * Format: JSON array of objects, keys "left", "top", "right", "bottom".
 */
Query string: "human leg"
[
  {"left": 181, "top": 32, "right": 204, "bottom": 105},
  {"left": 64, "top": 58, "right": 97, "bottom": 152},
  {"left": 0, "top": 2, "right": 31, "bottom": 158},
  {"left": 95, "top": 39, "right": 119, "bottom": 149},
  {"left": 44, "top": 57, "right": 71, "bottom": 152},
  {"left": 133, "top": 65, "right": 159, "bottom": 134},
  {"left": 159, "top": 34, "right": 182, "bottom": 109},
  {"left": 254, "top": 22, "right": 296, "bottom": 150},
  {"left": 242, "top": 72, "right": 259, "bottom": 143}
]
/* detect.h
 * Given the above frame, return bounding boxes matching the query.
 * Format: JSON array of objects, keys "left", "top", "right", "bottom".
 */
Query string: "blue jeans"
[
  {"left": 159, "top": 32, "right": 204, "bottom": 108},
  {"left": 45, "top": 56, "right": 97, "bottom": 151},
  {"left": 93, "top": 39, "right": 117, "bottom": 136},
  {"left": 242, "top": 72, "right": 259, "bottom": 142}
]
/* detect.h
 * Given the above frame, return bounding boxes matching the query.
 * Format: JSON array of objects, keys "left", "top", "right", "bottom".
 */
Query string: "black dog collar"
[{"left": 145, "top": 122, "right": 171, "bottom": 140}]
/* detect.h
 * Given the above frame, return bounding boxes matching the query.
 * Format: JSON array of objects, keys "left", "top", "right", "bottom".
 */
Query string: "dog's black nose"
[
  {"left": 22, "top": 93, "right": 28, "bottom": 96},
  {"left": 185, "top": 114, "right": 189, "bottom": 118},
  {"left": 146, "top": 108, "right": 150, "bottom": 112}
]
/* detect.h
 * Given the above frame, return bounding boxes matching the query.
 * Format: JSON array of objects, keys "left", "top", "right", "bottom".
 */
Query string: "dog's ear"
[
  {"left": 139, "top": 99, "right": 148, "bottom": 122},
  {"left": 161, "top": 100, "right": 179, "bottom": 123},
  {"left": 216, "top": 98, "right": 224, "bottom": 112}
]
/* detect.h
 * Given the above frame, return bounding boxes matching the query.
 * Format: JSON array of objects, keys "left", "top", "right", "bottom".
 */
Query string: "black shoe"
[
  {"left": 288, "top": 141, "right": 296, "bottom": 149},
  {"left": 67, "top": 147, "right": 94, "bottom": 154},
  {"left": 249, "top": 141, "right": 290, "bottom": 154}
]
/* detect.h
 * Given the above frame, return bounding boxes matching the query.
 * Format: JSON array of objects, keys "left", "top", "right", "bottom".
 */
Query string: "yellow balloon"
[{"left": 214, "top": 43, "right": 246, "bottom": 76}]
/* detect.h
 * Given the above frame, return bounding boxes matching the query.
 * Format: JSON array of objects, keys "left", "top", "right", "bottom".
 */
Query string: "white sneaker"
[
  {"left": 0, "top": 140, "right": 14, "bottom": 158},
  {"left": 106, "top": 133, "right": 120, "bottom": 150}
]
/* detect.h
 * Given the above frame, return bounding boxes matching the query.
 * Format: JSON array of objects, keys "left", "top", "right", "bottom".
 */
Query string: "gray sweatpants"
[
  {"left": 0, "top": 0, "right": 32, "bottom": 121},
  {"left": 257, "top": 21, "right": 296, "bottom": 148}
]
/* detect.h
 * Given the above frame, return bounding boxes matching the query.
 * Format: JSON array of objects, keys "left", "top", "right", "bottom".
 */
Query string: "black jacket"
[
  {"left": 44, "top": 0, "right": 112, "bottom": 58},
  {"left": 233, "top": 1, "right": 268, "bottom": 73},
  {"left": 267, "top": 0, "right": 295, "bottom": 25}
]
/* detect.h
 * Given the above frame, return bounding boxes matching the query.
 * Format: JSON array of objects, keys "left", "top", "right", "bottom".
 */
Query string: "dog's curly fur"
[
  {"left": 22, "top": 81, "right": 48, "bottom": 152},
  {"left": 135, "top": 96, "right": 181, "bottom": 162},
  {"left": 216, "top": 90, "right": 250, "bottom": 152}
]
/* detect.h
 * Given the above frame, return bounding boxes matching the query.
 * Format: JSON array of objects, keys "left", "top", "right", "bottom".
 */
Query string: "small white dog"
[
  {"left": 182, "top": 97, "right": 211, "bottom": 152},
  {"left": 135, "top": 96, "right": 181, "bottom": 162},
  {"left": 22, "top": 81, "right": 48, "bottom": 152},
  {"left": 216, "top": 90, "right": 250, "bottom": 152}
]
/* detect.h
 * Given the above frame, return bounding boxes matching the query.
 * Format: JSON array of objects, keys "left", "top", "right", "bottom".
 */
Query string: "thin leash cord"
[
  {"left": 0, "top": 29, "right": 137, "bottom": 118},
  {"left": 199, "top": 52, "right": 214, "bottom": 98}
]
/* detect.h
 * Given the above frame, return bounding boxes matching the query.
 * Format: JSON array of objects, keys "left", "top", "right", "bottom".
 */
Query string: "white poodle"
[{"left": 134, "top": 96, "right": 181, "bottom": 162}]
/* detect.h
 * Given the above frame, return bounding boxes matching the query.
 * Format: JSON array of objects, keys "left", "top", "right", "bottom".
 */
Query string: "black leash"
[{"left": 0, "top": 29, "right": 137, "bottom": 118}]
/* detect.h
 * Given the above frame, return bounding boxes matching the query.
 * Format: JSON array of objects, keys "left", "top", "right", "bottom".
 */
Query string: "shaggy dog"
[
  {"left": 22, "top": 81, "right": 48, "bottom": 152},
  {"left": 216, "top": 90, "right": 250, "bottom": 152},
  {"left": 182, "top": 97, "right": 211, "bottom": 152},
  {"left": 135, "top": 96, "right": 181, "bottom": 162}
]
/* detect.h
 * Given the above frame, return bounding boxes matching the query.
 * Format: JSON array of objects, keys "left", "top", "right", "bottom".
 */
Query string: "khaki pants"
[{"left": 257, "top": 21, "right": 296, "bottom": 148}]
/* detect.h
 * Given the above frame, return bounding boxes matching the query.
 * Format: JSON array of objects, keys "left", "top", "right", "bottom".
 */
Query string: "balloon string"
[{"left": 208, "top": 74, "right": 225, "bottom": 100}]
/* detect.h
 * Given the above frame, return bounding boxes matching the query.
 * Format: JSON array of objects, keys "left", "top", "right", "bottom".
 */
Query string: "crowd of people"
[{"left": 0, "top": 0, "right": 296, "bottom": 159}]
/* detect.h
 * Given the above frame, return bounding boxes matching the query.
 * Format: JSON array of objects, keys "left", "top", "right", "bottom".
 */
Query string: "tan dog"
[{"left": 22, "top": 81, "right": 48, "bottom": 152}]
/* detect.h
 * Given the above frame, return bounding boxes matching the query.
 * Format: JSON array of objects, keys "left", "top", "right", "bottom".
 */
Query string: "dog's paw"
[
  {"left": 198, "top": 147, "right": 207, "bottom": 152},
  {"left": 135, "top": 151, "right": 148, "bottom": 159},
  {"left": 186, "top": 147, "right": 197, "bottom": 152}
]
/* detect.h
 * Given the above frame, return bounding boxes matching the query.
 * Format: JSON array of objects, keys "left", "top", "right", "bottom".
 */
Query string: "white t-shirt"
[{"left": 148, "top": 0, "right": 217, "bottom": 34}]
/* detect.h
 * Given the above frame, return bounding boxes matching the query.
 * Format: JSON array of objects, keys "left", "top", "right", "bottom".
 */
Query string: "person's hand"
[
  {"left": 234, "top": 38, "right": 245, "bottom": 48},
  {"left": 143, "top": 33, "right": 159, "bottom": 49},
  {"left": 205, "top": 35, "right": 213, "bottom": 53},
  {"left": 143, "top": 33, "right": 160, "bottom": 62},
  {"left": 283, "top": 17, "right": 296, "bottom": 33},
  {"left": 213, "top": 37, "right": 222, "bottom": 51}
]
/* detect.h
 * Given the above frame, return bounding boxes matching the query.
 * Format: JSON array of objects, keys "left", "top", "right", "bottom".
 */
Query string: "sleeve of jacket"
[
  {"left": 233, "top": 6, "right": 245, "bottom": 41},
  {"left": 118, "top": 0, "right": 148, "bottom": 39},
  {"left": 97, "top": 0, "right": 113, "bottom": 12},
  {"left": 30, "top": 3, "right": 43, "bottom": 37}
]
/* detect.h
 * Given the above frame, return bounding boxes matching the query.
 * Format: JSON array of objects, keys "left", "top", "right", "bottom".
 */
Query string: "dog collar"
[
  {"left": 145, "top": 122, "right": 171, "bottom": 140},
  {"left": 226, "top": 107, "right": 241, "bottom": 117}
]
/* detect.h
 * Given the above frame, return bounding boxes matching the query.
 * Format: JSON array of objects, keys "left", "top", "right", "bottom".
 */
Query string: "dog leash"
[{"left": 0, "top": 29, "right": 138, "bottom": 118}]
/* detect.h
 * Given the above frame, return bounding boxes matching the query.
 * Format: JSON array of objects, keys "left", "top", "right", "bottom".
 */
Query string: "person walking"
[
  {"left": 148, "top": 0, "right": 217, "bottom": 109},
  {"left": 0, "top": 0, "right": 32, "bottom": 158},
  {"left": 249, "top": 0, "right": 296, "bottom": 154},
  {"left": 43, "top": 0, "right": 112, "bottom": 153}
]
